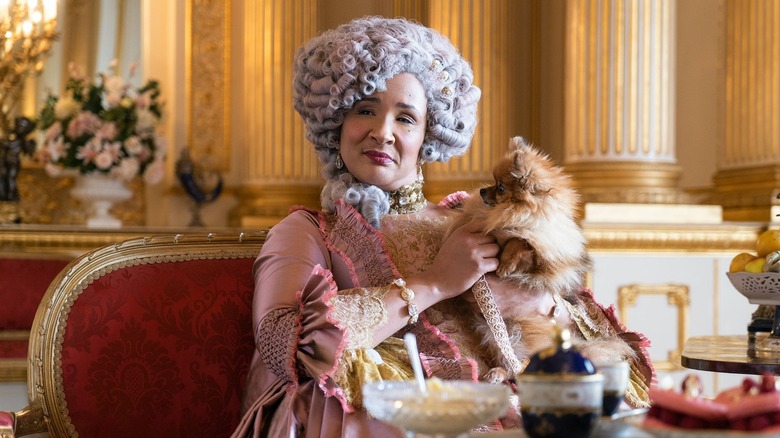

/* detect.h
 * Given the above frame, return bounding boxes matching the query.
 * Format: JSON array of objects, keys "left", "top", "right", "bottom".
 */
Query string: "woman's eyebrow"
[
  {"left": 358, "top": 96, "right": 421, "bottom": 114},
  {"left": 397, "top": 102, "right": 422, "bottom": 115}
]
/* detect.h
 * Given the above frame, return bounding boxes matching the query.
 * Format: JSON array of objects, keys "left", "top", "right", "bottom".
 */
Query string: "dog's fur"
[
  {"left": 448, "top": 137, "right": 634, "bottom": 377},
  {"left": 451, "top": 136, "right": 591, "bottom": 301}
]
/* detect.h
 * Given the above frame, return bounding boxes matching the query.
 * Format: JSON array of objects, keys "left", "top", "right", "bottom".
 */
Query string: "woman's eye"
[
  {"left": 397, "top": 115, "right": 414, "bottom": 124},
  {"left": 497, "top": 183, "right": 504, "bottom": 194}
]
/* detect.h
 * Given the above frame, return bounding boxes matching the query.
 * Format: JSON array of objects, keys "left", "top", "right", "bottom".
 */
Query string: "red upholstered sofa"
[
  {"left": 0, "top": 232, "right": 265, "bottom": 437},
  {"left": 0, "top": 255, "right": 72, "bottom": 381}
]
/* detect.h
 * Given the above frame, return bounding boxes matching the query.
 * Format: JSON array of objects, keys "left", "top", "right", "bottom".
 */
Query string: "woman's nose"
[{"left": 370, "top": 119, "right": 394, "bottom": 144}]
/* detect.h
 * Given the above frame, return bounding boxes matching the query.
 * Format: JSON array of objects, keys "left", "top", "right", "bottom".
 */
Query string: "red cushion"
[
  {"left": 0, "top": 339, "right": 27, "bottom": 359},
  {"left": 0, "top": 258, "right": 69, "bottom": 329},
  {"left": 59, "top": 258, "right": 255, "bottom": 437}
]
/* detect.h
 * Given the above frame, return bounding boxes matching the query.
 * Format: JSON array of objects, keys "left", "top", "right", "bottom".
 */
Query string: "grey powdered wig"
[{"left": 292, "top": 16, "right": 481, "bottom": 226}]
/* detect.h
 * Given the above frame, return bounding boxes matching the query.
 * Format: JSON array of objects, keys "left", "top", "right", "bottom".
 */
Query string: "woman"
[{"left": 233, "top": 16, "right": 653, "bottom": 437}]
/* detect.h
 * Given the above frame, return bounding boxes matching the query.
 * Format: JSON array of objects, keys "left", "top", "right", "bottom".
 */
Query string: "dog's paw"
[
  {"left": 483, "top": 366, "right": 509, "bottom": 384},
  {"left": 498, "top": 239, "right": 535, "bottom": 277}
]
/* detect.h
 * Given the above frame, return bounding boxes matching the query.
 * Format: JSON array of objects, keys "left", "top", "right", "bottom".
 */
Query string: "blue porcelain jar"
[{"left": 515, "top": 326, "right": 603, "bottom": 438}]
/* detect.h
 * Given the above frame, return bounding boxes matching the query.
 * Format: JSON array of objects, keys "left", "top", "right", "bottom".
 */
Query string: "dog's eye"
[{"left": 496, "top": 183, "right": 505, "bottom": 195}]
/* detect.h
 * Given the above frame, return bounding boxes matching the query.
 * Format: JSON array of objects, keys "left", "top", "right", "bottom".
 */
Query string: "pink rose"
[{"left": 94, "top": 151, "right": 114, "bottom": 170}]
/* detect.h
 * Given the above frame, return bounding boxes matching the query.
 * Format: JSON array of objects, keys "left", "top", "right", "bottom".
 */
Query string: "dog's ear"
[
  {"left": 511, "top": 153, "right": 529, "bottom": 183},
  {"left": 509, "top": 136, "right": 532, "bottom": 152}
]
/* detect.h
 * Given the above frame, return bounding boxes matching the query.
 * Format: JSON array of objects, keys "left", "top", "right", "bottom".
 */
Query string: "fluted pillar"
[
  {"left": 230, "top": 0, "right": 321, "bottom": 227},
  {"left": 712, "top": 0, "right": 780, "bottom": 221},
  {"left": 563, "top": 0, "right": 688, "bottom": 204},
  {"left": 423, "top": 0, "right": 536, "bottom": 201}
]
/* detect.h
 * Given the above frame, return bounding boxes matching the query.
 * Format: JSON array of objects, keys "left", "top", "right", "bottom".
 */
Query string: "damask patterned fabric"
[
  {"left": 59, "top": 258, "right": 255, "bottom": 437},
  {"left": 0, "top": 257, "right": 70, "bottom": 329}
]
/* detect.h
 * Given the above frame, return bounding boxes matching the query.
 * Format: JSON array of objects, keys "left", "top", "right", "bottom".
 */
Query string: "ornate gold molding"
[
  {"left": 711, "top": 165, "right": 780, "bottom": 221},
  {"left": 230, "top": 183, "right": 321, "bottom": 228},
  {"left": 618, "top": 284, "right": 690, "bottom": 371},
  {"left": 187, "top": 0, "right": 231, "bottom": 170},
  {"left": 566, "top": 161, "right": 691, "bottom": 205},
  {"left": 583, "top": 222, "right": 762, "bottom": 253},
  {"left": 0, "top": 224, "right": 256, "bottom": 256}
]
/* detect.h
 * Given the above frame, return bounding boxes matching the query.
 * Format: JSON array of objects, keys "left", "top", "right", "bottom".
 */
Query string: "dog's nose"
[{"left": 480, "top": 188, "right": 487, "bottom": 196}]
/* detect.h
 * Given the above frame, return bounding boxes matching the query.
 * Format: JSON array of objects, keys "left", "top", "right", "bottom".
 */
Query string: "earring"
[
  {"left": 336, "top": 150, "right": 343, "bottom": 169},
  {"left": 417, "top": 159, "right": 424, "bottom": 182}
]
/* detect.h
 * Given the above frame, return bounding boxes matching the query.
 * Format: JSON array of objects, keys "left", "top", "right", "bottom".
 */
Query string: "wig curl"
[{"left": 293, "top": 16, "right": 481, "bottom": 226}]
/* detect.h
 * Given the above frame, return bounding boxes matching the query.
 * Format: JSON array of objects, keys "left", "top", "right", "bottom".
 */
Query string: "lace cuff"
[{"left": 328, "top": 286, "right": 389, "bottom": 349}]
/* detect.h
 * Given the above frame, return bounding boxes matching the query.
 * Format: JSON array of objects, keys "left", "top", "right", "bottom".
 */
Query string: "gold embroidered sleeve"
[{"left": 327, "top": 288, "right": 417, "bottom": 409}]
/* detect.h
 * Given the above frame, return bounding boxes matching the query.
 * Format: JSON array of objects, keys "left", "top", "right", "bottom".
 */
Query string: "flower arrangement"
[{"left": 36, "top": 62, "right": 166, "bottom": 183}]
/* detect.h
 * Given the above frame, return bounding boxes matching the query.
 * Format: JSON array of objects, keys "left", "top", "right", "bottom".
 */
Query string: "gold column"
[
  {"left": 424, "top": 0, "right": 537, "bottom": 201},
  {"left": 231, "top": 0, "right": 321, "bottom": 227},
  {"left": 563, "top": 0, "right": 688, "bottom": 204},
  {"left": 712, "top": 0, "right": 780, "bottom": 221}
]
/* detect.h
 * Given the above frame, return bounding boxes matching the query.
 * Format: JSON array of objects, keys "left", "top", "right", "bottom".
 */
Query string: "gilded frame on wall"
[{"left": 618, "top": 283, "right": 690, "bottom": 371}]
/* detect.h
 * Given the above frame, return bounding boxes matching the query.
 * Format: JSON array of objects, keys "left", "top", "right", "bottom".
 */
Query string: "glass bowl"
[{"left": 362, "top": 380, "right": 511, "bottom": 436}]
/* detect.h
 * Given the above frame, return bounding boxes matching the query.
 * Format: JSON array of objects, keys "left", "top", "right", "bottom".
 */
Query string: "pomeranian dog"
[
  {"left": 452, "top": 136, "right": 591, "bottom": 298},
  {"left": 448, "top": 137, "right": 634, "bottom": 377}
]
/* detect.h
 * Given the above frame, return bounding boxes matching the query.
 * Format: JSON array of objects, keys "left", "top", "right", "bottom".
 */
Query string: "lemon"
[
  {"left": 730, "top": 252, "right": 757, "bottom": 273},
  {"left": 745, "top": 257, "right": 766, "bottom": 273},
  {"left": 757, "top": 229, "right": 780, "bottom": 257}
]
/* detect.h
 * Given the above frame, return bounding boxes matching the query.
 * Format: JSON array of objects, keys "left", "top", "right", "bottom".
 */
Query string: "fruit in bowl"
[
  {"left": 729, "top": 229, "right": 780, "bottom": 274},
  {"left": 757, "top": 229, "right": 780, "bottom": 258},
  {"left": 731, "top": 252, "right": 759, "bottom": 273},
  {"left": 362, "top": 378, "right": 511, "bottom": 436},
  {"left": 726, "top": 230, "right": 780, "bottom": 305}
]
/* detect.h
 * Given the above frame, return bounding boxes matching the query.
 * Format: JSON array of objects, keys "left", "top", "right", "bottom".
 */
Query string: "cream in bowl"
[{"left": 362, "top": 378, "right": 511, "bottom": 436}]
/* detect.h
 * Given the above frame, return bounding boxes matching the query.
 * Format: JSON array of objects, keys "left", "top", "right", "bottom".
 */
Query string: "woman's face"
[{"left": 339, "top": 73, "right": 428, "bottom": 192}]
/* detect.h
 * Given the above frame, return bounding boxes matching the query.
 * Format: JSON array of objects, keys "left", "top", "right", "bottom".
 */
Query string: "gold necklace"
[{"left": 388, "top": 180, "right": 427, "bottom": 214}]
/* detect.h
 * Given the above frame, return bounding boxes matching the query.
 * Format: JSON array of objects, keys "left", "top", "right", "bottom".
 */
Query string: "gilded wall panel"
[{"left": 188, "top": 0, "right": 231, "bottom": 170}]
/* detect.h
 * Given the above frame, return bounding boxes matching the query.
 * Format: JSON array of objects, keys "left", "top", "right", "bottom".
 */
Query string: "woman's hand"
[
  {"left": 372, "top": 221, "right": 498, "bottom": 345},
  {"left": 409, "top": 221, "right": 499, "bottom": 304}
]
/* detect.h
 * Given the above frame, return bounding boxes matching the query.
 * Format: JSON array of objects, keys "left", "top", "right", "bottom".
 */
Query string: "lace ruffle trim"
[{"left": 472, "top": 275, "right": 524, "bottom": 375}]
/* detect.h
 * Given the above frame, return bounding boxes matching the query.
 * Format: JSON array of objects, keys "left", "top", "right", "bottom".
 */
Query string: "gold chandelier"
[{"left": 0, "top": 0, "right": 57, "bottom": 134}]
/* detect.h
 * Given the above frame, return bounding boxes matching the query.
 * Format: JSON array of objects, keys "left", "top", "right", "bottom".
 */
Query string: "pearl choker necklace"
[{"left": 388, "top": 180, "right": 427, "bottom": 214}]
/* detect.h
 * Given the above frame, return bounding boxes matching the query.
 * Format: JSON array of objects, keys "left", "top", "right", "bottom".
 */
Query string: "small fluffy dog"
[
  {"left": 452, "top": 136, "right": 591, "bottom": 298},
  {"left": 448, "top": 137, "right": 633, "bottom": 377}
]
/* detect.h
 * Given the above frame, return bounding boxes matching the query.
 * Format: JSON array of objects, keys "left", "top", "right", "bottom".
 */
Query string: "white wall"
[{"left": 591, "top": 251, "right": 756, "bottom": 397}]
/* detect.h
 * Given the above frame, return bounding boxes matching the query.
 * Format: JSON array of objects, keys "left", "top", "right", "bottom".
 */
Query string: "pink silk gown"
[{"left": 232, "top": 201, "right": 654, "bottom": 438}]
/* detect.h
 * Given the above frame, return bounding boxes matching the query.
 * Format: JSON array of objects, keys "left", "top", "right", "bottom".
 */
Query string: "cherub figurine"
[{"left": 0, "top": 116, "right": 37, "bottom": 201}]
